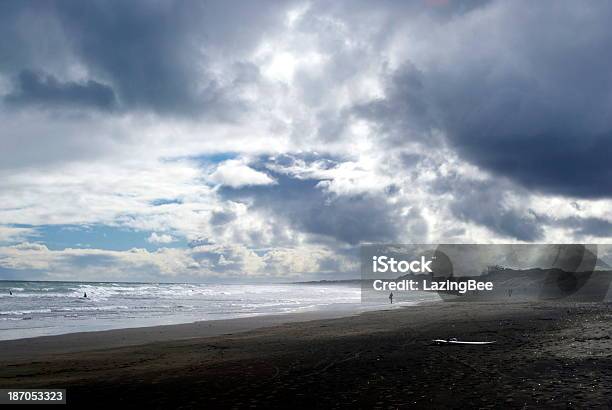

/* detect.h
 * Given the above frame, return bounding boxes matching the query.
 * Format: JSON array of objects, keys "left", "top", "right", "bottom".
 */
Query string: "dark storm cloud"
[
  {"left": 555, "top": 217, "right": 612, "bottom": 238},
  {"left": 0, "top": 0, "right": 293, "bottom": 115},
  {"left": 5, "top": 70, "right": 116, "bottom": 110},
  {"left": 357, "top": 1, "right": 612, "bottom": 198},
  {"left": 218, "top": 156, "right": 422, "bottom": 245},
  {"left": 430, "top": 176, "right": 543, "bottom": 241},
  {"left": 450, "top": 193, "right": 543, "bottom": 242},
  {"left": 221, "top": 175, "right": 399, "bottom": 245}
]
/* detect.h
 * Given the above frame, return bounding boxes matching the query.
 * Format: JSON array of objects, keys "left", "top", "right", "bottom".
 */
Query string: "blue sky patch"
[{"left": 22, "top": 224, "right": 187, "bottom": 252}]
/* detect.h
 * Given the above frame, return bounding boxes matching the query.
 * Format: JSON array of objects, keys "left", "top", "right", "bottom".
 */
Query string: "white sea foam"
[{"left": 0, "top": 281, "right": 437, "bottom": 340}]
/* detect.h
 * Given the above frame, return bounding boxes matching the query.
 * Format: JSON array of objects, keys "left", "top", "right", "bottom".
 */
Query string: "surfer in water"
[
  {"left": 389, "top": 292, "right": 393, "bottom": 304},
  {"left": 9, "top": 289, "right": 12, "bottom": 296},
  {"left": 83, "top": 292, "right": 87, "bottom": 298}
]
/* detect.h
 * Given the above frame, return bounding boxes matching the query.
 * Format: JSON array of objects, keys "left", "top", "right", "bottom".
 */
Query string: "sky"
[{"left": 1, "top": 0, "right": 612, "bottom": 282}]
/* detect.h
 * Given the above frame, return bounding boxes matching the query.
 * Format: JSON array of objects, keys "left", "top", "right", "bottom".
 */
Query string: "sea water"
[{"left": 0, "top": 281, "right": 437, "bottom": 340}]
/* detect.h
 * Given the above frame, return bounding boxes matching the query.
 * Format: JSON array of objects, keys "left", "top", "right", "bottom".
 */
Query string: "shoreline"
[
  {"left": 0, "top": 300, "right": 419, "bottom": 361},
  {"left": 2, "top": 281, "right": 435, "bottom": 343},
  {"left": 1, "top": 300, "right": 610, "bottom": 408}
]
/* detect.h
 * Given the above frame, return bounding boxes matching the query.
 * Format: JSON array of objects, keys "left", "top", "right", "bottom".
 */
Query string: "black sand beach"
[{"left": 1, "top": 301, "right": 610, "bottom": 409}]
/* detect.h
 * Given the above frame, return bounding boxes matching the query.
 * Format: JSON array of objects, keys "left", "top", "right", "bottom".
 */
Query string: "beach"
[{"left": 1, "top": 300, "right": 610, "bottom": 408}]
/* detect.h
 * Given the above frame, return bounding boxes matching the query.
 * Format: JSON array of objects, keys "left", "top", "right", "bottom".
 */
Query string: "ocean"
[{"left": 0, "top": 281, "right": 437, "bottom": 340}]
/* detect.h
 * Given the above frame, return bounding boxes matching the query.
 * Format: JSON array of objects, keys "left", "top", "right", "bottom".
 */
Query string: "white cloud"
[
  {"left": 209, "top": 160, "right": 276, "bottom": 188},
  {"left": 0, "top": 225, "right": 36, "bottom": 244},
  {"left": 0, "top": 242, "right": 354, "bottom": 281},
  {"left": 147, "top": 232, "right": 175, "bottom": 244}
]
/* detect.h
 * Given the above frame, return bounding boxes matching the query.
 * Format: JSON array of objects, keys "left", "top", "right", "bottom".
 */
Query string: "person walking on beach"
[{"left": 389, "top": 292, "right": 393, "bottom": 304}]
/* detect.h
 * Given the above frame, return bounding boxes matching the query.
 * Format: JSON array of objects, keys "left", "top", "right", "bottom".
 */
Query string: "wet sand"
[{"left": 1, "top": 301, "right": 610, "bottom": 408}]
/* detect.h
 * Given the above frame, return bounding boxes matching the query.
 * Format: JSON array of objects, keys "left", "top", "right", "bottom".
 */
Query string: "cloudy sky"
[{"left": 1, "top": 0, "right": 612, "bottom": 282}]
